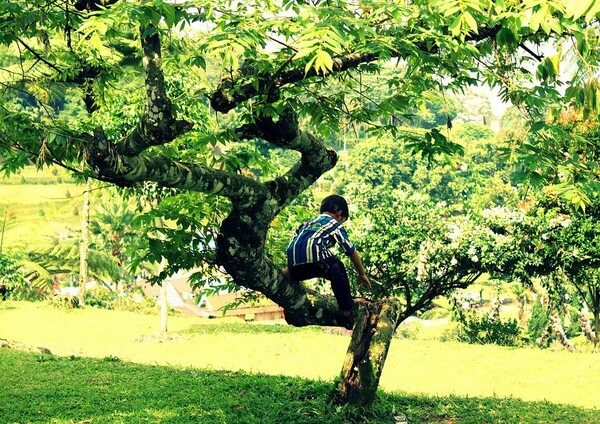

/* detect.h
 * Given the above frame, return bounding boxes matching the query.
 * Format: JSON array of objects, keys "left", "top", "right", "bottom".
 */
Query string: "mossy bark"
[{"left": 335, "top": 299, "right": 402, "bottom": 406}]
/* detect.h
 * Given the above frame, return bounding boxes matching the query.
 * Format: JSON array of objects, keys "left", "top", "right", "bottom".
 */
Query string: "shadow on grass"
[
  {"left": 1, "top": 349, "right": 599, "bottom": 423},
  {"left": 180, "top": 322, "right": 324, "bottom": 335}
]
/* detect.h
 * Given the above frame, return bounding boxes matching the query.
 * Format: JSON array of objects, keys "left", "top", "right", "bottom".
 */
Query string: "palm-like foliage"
[
  {"left": 18, "top": 259, "right": 53, "bottom": 296},
  {"left": 25, "top": 241, "right": 132, "bottom": 287},
  {"left": 90, "top": 198, "right": 138, "bottom": 268}
]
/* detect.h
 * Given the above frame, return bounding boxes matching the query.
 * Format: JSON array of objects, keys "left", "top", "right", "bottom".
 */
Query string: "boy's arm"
[{"left": 349, "top": 250, "right": 371, "bottom": 288}]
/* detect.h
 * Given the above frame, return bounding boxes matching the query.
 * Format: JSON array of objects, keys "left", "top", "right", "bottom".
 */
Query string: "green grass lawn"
[
  {"left": 1, "top": 301, "right": 600, "bottom": 423},
  {"left": 3, "top": 348, "right": 598, "bottom": 424}
]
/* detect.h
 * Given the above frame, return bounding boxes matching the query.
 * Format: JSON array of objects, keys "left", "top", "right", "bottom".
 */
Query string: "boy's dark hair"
[{"left": 320, "top": 194, "right": 349, "bottom": 218}]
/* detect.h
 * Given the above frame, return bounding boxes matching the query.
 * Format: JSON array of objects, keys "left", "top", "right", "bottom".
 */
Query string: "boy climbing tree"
[{"left": 282, "top": 195, "right": 371, "bottom": 324}]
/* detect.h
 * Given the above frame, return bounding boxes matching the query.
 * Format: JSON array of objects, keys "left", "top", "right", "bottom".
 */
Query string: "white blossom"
[
  {"left": 448, "top": 224, "right": 463, "bottom": 241},
  {"left": 549, "top": 214, "right": 572, "bottom": 229}
]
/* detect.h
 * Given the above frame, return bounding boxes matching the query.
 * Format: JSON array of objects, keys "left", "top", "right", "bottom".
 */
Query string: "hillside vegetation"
[{"left": 0, "top": 166, "right": 84, "bottom": 250}]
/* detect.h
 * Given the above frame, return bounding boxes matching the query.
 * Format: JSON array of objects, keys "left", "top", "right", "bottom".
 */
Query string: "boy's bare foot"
[{"left": 341, "top": 315, "right": 354, "bottom": 330}]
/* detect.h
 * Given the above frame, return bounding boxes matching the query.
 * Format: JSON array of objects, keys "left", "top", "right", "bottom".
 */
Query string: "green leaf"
[
  {"left": 529, "top": 121, "right": 546, "bottom": 132},
  {"left": 496, "top": 27, "right": 517, "bottom": 48},
  {"left": 585, "top": 2, "right": 600, "bottom": 22},
  {"left": 574, "top": 34, "right": 589, "bottom": 58},
  {"left": 528, "top": 8, "right": 544, "bottom": 33},
  {"left": 566, "top": 0, "right": 595, "bottom": 20},
  {"left": 463, "top": 12, "right": 478, "bottom": 34},
  {"left": 314, "top": 49, "right": 333, "bottom": 75},
  {"left": 536, "top": 57, "right": 558, "bottom": 81},
  {"left": 191, "top": 56, "right": 206, "bottom": 70},
  {"left": 294, "top": 45, "right": 317, "bottom": 60},
  {"left": 161, "top": 3, "right": 176, "bottom": 28},
  {"left": 449, "top": 15, "right": 462, "bottom": 37}
]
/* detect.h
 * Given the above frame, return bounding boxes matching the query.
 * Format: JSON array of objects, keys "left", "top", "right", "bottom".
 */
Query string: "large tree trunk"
[
  {"left": 335, "top": 299, "right": 402, "bottom": 405},
  {"left": 83, "top": 23, "right": 402, "bottom": 408}
]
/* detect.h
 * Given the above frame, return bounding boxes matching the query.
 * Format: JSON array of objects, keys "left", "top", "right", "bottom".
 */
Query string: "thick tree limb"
[
  {"left": 79, "top": 23, "right": 358, "bottom": 329},
  {"left": 117, "top": 27, "right": 193, "bottom": 156},
  {"left": 237, "top": 108, "right": 334, "bottom": 169},
  {"left": 85, "top": 128, "right": 265, "bottom": 204},
  {"left": 235, "top": 107, "right": 338, "bottom": 210}
]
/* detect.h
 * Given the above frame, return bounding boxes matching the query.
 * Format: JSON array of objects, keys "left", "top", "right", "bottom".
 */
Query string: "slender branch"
[
  {"left": 404, "top": 283, "right": 412, "bottom": 310},
  {"left": 267, "top": 35, "right": 298, "bottom": 52},
  {"left": 17, "top": 38, "right": 63, "bottom": 74},
  {"left": 0, "top": 135, "right": 84, "bottom": 176},
  {"left": 519, "top": 43, "right": 544, "bottom": 62},
  {"left": 65, "top": 2, "right": 73, "bottom": 51}
]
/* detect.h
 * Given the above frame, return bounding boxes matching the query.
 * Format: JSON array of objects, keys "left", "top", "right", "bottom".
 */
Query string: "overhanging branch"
[
  {"left": 85, "top": 127, "right": 264, "bottom": 203},
  {"left": 210, "top": 25, "right": 504, "bottom": 113}
]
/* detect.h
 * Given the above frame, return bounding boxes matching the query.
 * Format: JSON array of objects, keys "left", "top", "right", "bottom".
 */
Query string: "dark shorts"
[{"left": 288, "top": 256, "right": 354, "bottom": 311}]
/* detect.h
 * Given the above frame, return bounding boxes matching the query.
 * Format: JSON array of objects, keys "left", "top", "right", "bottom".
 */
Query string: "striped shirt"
[{"left": 286, "top": 214, "right": 356, "bottom": 266}]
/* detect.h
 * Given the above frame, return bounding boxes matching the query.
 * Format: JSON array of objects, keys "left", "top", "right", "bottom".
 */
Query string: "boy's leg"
[
  {"left": 320, "top": 257, "right": 354, "bottom": 316},
  {"left": 287, "top": 263, "right": 322, "bottom": 282},
  {"left": 287, "top": 259, "right": 355, "bottom": 317}
]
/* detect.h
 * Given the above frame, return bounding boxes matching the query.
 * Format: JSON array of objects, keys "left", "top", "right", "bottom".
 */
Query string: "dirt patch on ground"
[{"left": 0, "top": 338, "right": 52, "bottom": 354}]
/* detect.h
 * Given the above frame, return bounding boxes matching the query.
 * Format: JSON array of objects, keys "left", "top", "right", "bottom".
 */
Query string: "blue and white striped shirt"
[{"left": 286, "top": 214, "right": 356, "bottom": 266}]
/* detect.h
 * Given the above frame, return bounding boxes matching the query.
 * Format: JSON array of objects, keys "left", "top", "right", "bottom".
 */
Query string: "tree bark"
[
  {"left": 159, "top": 278, "right": 168, "bottom": 335},
  {"left": 335, "top": 299, "right": 402, "bottom": 405},
  {"left": 78, "top": 178, "right": 91, "bottom": 304}
]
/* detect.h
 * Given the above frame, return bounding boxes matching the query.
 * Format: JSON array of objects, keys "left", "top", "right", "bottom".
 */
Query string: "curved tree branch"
[
  {"left": 235, "top": 106, "right": 338, "bottom": 209},
  {"left": 85, "top": 128, "right": 265, "bottom": 204}
]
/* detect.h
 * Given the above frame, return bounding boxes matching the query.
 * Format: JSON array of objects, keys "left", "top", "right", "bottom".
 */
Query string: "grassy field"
[
  {"left": 1, "top": 302, "right": 600, "bottom": 423},
  {"left": 0, "top": 166, "right": 84, "bottom": 250}
]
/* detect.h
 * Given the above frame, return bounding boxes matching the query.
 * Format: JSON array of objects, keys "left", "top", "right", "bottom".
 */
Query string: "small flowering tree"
[
  {"left": 354, "top": 194, "right": 521, "bottom": 303},
  {"left": 333, "top": 192, "right": 525, "bottom": 403}
]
